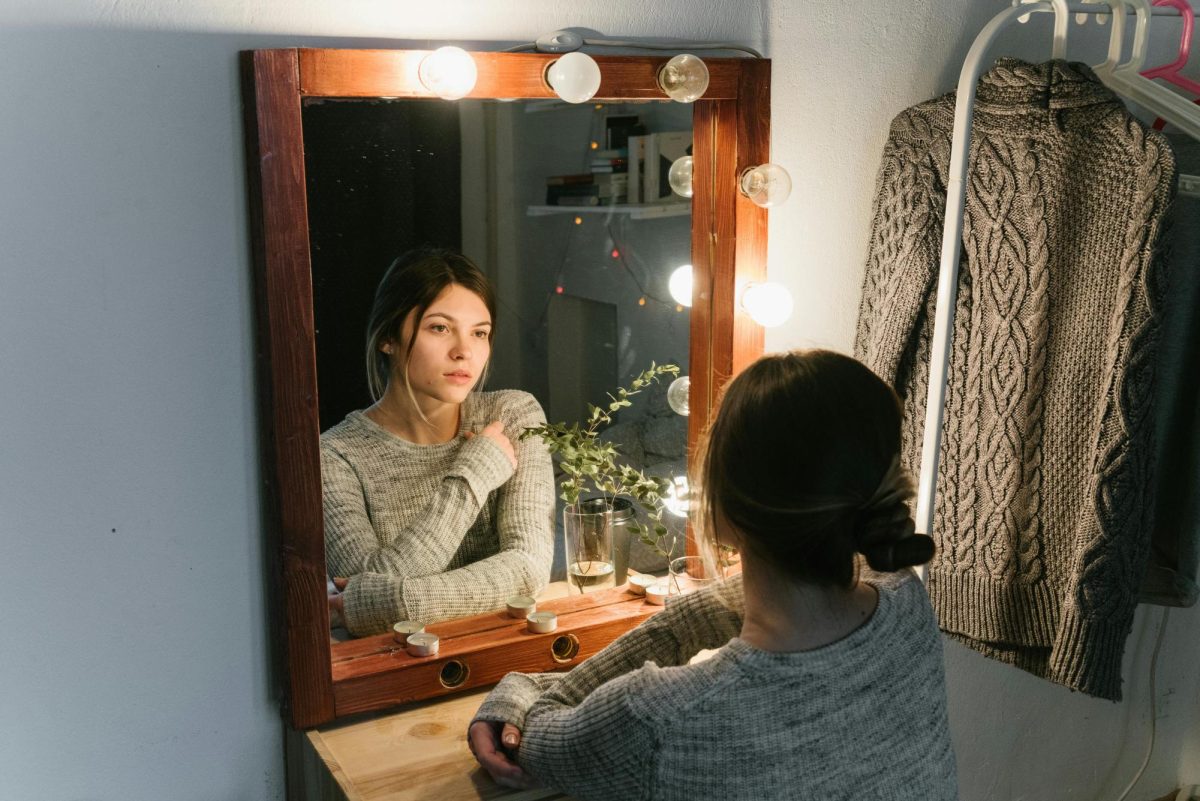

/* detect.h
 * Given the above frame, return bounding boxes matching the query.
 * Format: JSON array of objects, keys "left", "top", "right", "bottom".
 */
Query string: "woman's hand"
[
  {"left": 328, "top": 577, "right": 348, "bottom": 628},
  {"left": 464, "top": 421, "right": 517, "bottom": 469},
  {"left": 468, "top": 720, "right": 538, "bottom": 790}
]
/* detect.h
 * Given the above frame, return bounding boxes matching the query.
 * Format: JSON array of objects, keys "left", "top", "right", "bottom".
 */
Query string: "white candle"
[
  {"left": 405, "top": 632, "right": 440, "bottom": 657},
  {"left": 506, "top": 595, "right": 537, "bottom": 618},
  {"left": 645, "top": 584, "right": 669, "bottom": 606},
  {"left": 526, "top": 611, "right": 558, "bottom": 633},
  {"left": 628, "top": 574, "right": 655, "bottom": 596},
  {"left": 392, "top": 621, "right": 426, "bottom": 643}
]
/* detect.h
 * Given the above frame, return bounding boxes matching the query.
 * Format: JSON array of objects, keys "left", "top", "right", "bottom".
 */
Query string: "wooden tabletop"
[{"left": 305, "top": 688, "right": 573, "bottom": 801}]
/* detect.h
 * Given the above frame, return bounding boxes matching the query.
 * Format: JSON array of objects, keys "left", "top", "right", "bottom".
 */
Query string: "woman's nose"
[{"left": 450, "top": 336, "right": 471, "bottom": 360}]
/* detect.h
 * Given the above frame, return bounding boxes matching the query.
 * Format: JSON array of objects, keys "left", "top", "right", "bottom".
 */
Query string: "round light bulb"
[
  {"left": 546, "top": 52, "right": 602, "bottom": 104},
  {"left": 663, "top": 475, "right": 692, "bottom": 517},
  {"left": 668, "top": 264, "right": 693, "bottom": 308},
  {"left": 657, "top": 54, "right": 710, "bottom": 103},
  {"left": 739, "top": 163, "right": 792, "bottom": 208},
  {"left": 666, "top": 375, "right": 690, "bottom": 416},
  {"left": 418, "top": 46, "right": 478, "bottom": 100},
  {"left": 668, "top": 156, "right": 694, "bottom": 198},
  {"left": 742, "top": 281, "right": 793, "bottom": 328}
]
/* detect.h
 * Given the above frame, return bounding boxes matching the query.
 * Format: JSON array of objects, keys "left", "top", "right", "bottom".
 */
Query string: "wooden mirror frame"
[{"left": 241, "top": 47, "right": 770, "bottom": 729}]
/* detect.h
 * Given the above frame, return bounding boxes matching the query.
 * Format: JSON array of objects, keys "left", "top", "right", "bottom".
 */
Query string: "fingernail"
[{"left": 503, "top": 733, "right": 517, "bottom": 746}]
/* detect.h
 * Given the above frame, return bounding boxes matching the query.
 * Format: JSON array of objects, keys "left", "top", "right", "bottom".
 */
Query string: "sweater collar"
[{"left": 976, "top": 58, "right": 1118, "bottom": 113}]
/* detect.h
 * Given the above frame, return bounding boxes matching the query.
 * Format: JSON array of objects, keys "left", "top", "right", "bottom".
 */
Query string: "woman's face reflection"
[{"left": 389, "top": 283, "right": 493, "bottom": 408}]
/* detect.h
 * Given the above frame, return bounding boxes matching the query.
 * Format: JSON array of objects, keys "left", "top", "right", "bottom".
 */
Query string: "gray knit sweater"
[
  {"left": 855, "top": 59, "right": 1176, "bottom": 700},
  {"left": 473, "top": 571, "right": 958, "bottom": 801},
  {"left": 321, "top": 390, "right": 555, "bottom": 635}
]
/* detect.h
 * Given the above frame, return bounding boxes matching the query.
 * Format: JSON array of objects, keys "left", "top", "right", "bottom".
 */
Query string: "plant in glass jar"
[{"left": 521, "top": 363, "right": 680, "bottom": 592}]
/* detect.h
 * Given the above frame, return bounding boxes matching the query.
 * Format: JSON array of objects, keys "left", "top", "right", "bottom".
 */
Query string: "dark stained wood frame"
[{"left": 241, "top": 48, "right": 770, "bottom": 729}]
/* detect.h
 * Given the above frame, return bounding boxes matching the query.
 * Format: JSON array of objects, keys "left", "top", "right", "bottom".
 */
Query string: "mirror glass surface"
[{"left": 303, "top": 97, "right": 694, "bottom": 637}]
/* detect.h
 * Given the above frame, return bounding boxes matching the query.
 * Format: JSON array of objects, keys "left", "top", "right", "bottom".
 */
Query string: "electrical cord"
[
  {"left": 1113, "top": 606, "right": 1171, "bottom": 801},
  {"left": 506, "top": 38, "right": 762, "bottom": 58}
]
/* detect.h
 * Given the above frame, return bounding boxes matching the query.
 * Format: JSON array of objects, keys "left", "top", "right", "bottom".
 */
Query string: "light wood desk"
[{"left": 299, "top": 688, "right": 572, "bottom": 801}]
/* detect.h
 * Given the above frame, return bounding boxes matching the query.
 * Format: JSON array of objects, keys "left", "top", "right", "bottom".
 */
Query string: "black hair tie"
[{"left": 863, "top": 533, "right": 935, "bottom": 572}]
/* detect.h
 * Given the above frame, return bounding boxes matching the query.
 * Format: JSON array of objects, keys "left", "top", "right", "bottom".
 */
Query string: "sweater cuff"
[
  {"left": 341, "top": 572, "right": 406, "bottom": 636},
  {"left": 1046, "top": 604, "right": 1137, "bottom": 702},
  {"left": 471, "top": 673, "right": 562, "bottom": 729},
  {"left": 451, "top": 435, "right": 516, "bottom": 504}
]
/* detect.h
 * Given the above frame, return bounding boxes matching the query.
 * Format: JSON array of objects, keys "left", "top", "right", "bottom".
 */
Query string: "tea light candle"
[
  {"left": 392, "top": 621, "right": 426, "bottom": 643},
  {"left": 506, "top": 595, "right": 537, "bottom": 618},
  {"left": 645, "top": 584, "right": 669, "bottom": 606},
  {"left": 628, "top": 574, "right": 655, "bottom": 596},
  {"left": 405, "top": 632, "right": 440, "bottom": 657},
  {"left": 526, "top": 611, "right": 558, "bottom": 633}
]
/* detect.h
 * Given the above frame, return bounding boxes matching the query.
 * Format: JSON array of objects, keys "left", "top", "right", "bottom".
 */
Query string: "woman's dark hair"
[
  {"left": 365, "top": 247, "right": 497, "bottom": 402},
  {"left": 697, "top": 349, "right": 933, "bottom": 587}
]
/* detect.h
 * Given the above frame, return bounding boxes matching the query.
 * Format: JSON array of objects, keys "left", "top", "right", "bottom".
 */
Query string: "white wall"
[{"left": 0, "top": 0, "right": 1195, "bottom": 798}]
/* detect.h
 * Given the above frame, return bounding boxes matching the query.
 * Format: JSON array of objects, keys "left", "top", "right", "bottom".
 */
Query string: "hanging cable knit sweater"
[
  {"left": 854, "top": 59, "right": 1176, "bottom": 700},
  {"left": 321, "top": 390, "right": 555, "bottom": 635},
  {"left": 472, "top": 570, "right": 958, "bottom": 801}
]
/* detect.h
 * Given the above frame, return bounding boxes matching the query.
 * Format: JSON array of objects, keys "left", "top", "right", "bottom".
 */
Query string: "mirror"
[
  {"left": 242, "top": 48, "right": 770, "bottom": 727},
  {"left": 304, "top": 97, "right": 695, "bottom": 633}
]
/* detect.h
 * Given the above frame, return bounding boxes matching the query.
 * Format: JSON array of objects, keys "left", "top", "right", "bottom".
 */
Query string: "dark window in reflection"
[{"left": 303, "top": 99, "right": 462, "bottom": 431}]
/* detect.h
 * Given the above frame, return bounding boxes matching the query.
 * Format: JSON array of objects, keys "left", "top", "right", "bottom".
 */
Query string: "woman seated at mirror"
[
  {"left": 324, "top": 248, "right": 555, "bottom": 636},
  {"left": 468, "top": 350, "right": 957, "bottom": 800}
]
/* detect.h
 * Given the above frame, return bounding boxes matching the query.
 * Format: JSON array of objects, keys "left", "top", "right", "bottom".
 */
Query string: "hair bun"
[{"left": 861, "top": 533, "right": 935, "bottom": 572}]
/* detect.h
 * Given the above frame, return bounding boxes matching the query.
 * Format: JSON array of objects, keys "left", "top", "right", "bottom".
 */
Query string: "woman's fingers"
[
  {"left": 501, "top": 723, "right": 521, "bottom": 748},
  {"left": 468, "top": 722, "right": 535, "bottom": 788},
  {"left": 332, "top": 577, "right": 349, "bottom": 591}
]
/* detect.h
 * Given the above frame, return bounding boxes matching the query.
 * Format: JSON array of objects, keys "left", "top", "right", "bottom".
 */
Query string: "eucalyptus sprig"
[{"left": 521, "top": 362, "right": 681, "bottom": 558}]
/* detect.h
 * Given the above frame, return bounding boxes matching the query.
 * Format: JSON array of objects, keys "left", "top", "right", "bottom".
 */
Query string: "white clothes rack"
[{"left": 914, "top": 0, "right": 1198, "bottom": 577}]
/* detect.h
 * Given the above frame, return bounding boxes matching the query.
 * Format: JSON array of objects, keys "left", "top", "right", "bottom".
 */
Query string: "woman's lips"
[{"left": 444, "top": 371, "right": 473, "bottom": 385}]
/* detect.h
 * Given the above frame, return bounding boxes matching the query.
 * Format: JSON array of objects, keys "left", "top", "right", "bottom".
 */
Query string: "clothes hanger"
[
  {"left": 1139, "top": 0, "right": 1200, "bottom": 131},
  {"left": 1094, "top": 0, "right": 1200, "bottom": 140}
]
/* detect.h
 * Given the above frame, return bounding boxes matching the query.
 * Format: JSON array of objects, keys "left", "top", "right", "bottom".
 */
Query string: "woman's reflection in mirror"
[{"left": 324, "top": 247, "right": 555, "bottom": 636}]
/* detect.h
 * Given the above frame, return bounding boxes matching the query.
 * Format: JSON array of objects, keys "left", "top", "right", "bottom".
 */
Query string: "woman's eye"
[
  {"left": 429, "top": 324, "right": 449, "bottom": 333},
  {"left": 473, "top": 330, "right": 490, "bottom": 339}
]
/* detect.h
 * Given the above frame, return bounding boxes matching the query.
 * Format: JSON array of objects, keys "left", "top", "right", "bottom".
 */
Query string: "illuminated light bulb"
[
  {"left": 668, "top": 264, "right": 693, "bottom": 307},
  {"left": 638, "top": 296, "right": 646, "bottom": 306},
  {"left": 555, "top": 285, "right": 564, "bottom": 294},
  {"left": 676, "top": 304, "right": 684, "bottom": 313},
  {"left": 574, "top": 216, "right": 583, "bottom": 225},
  {"left": 667, "top": 375, "right": 690, "bottom": 416},
  {"left": 738, "top": 163, "right": 792, "bottom": 208},
  {"left": 590, "top": 141, "right": 599, "bottom": 150},
  {"left": 546, "top": 52, "right": 602, "bottom": 104},
  {"left": 668, "top": 156, "right": 693, "bottom": 198},
  {"left": 594, "top": 103, "right": 604, "bottom": 110},
  {"left": 611, "top": 249, "right": 620, "bottom": 259},
  {"left": 418, "top": 46, "right": 478, "bottom": 100},
  {"left": 741, "top": 281, "right": 793, "bottom": 328},
  {"left": 663, "top": 475, "right": 692, "bottom": 517},
  {"left": 657, "top": 54, "right": 710, "bottom": 103}
]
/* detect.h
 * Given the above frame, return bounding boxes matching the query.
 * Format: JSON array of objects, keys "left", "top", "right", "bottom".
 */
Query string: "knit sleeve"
[
  {"left": 1049, "top": 126, "right": 1177, "bottom": 698},
  {"left": 321, "top": 435, "right": 514, "bottom": 580},
  {"left": 853, "top": 107, "right": 947, "bottom": 386},
  {"left": 401, "top": 392, "right": 556, "bottom": 623},
  {"left": 471, "top": 575, "right": 743, "bottom": 729},
  {"left": 511, "top": 668, "right": 660, "bottom": 800}
]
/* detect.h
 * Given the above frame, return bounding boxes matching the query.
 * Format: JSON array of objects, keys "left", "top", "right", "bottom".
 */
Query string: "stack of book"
[{"left": 545, "top": 147, "right": 630, "bottom": 206}]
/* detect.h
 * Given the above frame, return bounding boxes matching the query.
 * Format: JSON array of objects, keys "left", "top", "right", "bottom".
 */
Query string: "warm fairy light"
[
  {"left": 556, "top": 285, "right": 564, "bottom": 294},
  {"left": 676, "top": 304, "right": 684, "bottom": 312},
  {"left": 574, "top": 216, "right": 583, "bottom": 225},
  {"left": 611, "top": 249, "right": 620, "bottom": 259},
  {"left": 638, "top": 297, "right": 646, "bottom": 306},
  {"left": 591, "top": 141, "right": 599, "bottom": 150},
  {"left": 594, "top": 103, "right": 604, "bottom": 110}
]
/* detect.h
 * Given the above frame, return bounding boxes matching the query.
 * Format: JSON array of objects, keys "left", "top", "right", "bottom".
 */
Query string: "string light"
[
  {"left": 638, "top": 297, "right": 646, "bottom": 306},
  {"left": 574, "top": 216, "right": 583, "bottom": 225}
]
